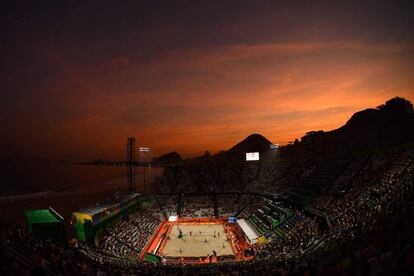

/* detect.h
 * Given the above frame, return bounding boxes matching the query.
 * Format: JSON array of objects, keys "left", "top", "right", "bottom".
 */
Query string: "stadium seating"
[{"left": 1, "top": 146, "right": 413, "bottom": 275}]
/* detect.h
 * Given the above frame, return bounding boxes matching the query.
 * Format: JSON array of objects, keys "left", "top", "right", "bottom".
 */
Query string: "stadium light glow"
[
  {"left": 139, "top": 147, "right": 150, "bottom": 152},
  {"left": 270, "top": 144, "right": 279, "bottom": 149}
]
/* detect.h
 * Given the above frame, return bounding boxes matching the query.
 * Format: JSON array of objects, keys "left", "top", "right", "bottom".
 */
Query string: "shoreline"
[{"left": 0, "top": 183, "right": 154, "bottom": 225}]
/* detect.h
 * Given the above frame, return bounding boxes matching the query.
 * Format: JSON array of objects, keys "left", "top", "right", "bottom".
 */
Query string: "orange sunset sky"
[{"left": 1, "top": 1, "right": 413, "bottom": 160}]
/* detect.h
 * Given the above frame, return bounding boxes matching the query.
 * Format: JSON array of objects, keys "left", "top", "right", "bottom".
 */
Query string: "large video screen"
[
  {"left": 228, "top": 216, "right": 237, "bottom": 223},
  {"left": 246, "top": 152, "right": 259, "bottom": 161}
]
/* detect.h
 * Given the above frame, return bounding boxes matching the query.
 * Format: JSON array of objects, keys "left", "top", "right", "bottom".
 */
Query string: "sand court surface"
[{"left": 162, "top": 223, "right": 234, "bottom": 257}]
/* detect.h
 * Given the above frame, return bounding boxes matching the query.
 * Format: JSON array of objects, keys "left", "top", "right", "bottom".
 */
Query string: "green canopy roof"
[{"left": 25, "top": 209, "right": 60, "bottom": 224}]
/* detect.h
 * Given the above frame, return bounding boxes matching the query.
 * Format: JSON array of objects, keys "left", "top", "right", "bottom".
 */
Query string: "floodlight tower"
[
  {"left": 127, "top": 137, "right": 136, "bottom": 193},
  {"left": 139, "top": 146, "right": 151, "bottom": 194}
]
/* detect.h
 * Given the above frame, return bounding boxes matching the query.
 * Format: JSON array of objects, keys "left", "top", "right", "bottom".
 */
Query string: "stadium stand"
[{"left": 1, "top": 145, "right": 414, "bottom": 275}]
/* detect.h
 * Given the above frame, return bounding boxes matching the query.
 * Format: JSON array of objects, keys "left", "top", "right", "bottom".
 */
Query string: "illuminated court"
[{"left": 162, "top": 223, "right": 234, "bottom": 257}]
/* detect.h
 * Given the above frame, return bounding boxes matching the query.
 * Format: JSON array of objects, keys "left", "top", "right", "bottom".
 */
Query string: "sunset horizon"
[{"left": 2, "top": 96, "right": 412, "bottom": 161}]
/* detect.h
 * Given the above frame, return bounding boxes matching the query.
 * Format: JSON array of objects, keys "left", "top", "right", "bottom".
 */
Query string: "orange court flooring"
[{"left": 140, "top": 217, "right": 253, "bottom": 264}]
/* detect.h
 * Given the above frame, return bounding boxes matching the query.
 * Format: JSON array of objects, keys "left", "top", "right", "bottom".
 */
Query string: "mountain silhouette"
[
  {"left": 155, "top": 97, "right": 413, "bottom": 161},
  {"left": 153, "top": 151, "right": 182, "bottom": 165},
  {"left": 155, "top": 134, "right": 273, "bottom": 163},
  {"left": 281, "top": 97, "right": 414, "bottom": 158},
  {"left": 224, "top": 133, "right": 272, "bottom": 160}
]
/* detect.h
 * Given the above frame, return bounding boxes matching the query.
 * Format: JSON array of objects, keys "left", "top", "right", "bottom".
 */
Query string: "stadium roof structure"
[
  {"left": 25, "top": 208, "right": 66, "bottom": 244},
  {"left": 76, "top": 206, "right": 110, "bottom": 216},
  {"left": 75, "top": 193, "right": 140, "bottom": 216},
  {"left": 25, "top": 209, "right": 61, "bottom": 224}
]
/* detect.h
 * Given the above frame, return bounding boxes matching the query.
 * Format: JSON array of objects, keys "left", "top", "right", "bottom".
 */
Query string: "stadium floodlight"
[
  {"left": 168, "top": 215, "right": 178, "bottom": 222},
  {"left": 246, "top": 152, "right": 260, "bottom": 161},
  {"left": 139, "top": 147, "right": 150, "bottom": 152}
]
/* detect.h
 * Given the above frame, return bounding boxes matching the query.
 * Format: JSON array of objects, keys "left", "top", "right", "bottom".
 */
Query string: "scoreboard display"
[
  {"left": 228, "top": 216, "right": 237, "bottom": 223},
  {"left": 246, "top": 152, "right": 259, "bottom": 161}
]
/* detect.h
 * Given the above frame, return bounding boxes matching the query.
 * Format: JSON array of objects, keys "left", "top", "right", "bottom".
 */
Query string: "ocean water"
[
  {"left": 0, "top": 159, "right": 163, "bottom": 197},
  {"left": 0, "top": 160, "right": 163, "bottom": 222}
]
